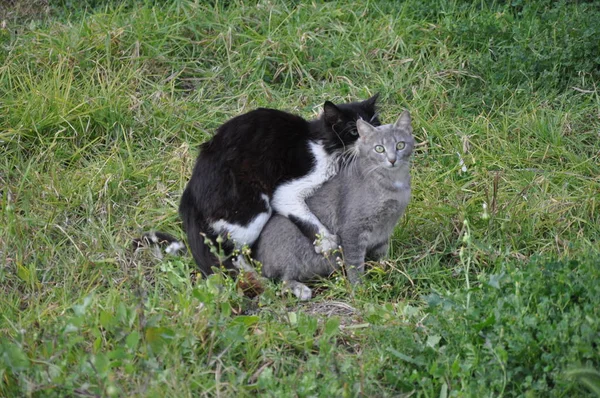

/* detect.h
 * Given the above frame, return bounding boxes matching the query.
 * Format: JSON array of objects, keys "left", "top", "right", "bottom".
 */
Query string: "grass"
[{"left": 1, "top": 0, "right": 599, "bottom": 396}]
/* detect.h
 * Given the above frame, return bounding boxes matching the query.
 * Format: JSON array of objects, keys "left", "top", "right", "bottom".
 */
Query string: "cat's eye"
[
  {"left": 350, "top": 130, "right": 358, "bottom": 136},
  {"left": 396, "top": 142, "right": 406, "bottom": 150},
  {"left": 374, "top": 145, "right": 385, "bottom": 153}
]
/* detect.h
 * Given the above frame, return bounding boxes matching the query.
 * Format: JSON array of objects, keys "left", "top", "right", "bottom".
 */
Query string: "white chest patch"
[
  {"left": 393, "top": 180, "right": 409, "bottom": 190},
  {"left": 271, "top": 141, "right": 337, "bottom": 218},
  {"left": 210, "top": 194, "right": 272, "bottom": 248}
]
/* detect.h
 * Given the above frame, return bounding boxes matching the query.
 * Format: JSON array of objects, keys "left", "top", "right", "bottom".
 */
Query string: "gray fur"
[{"left": 254, "top": 111, "right": 414, "bottom": 300}]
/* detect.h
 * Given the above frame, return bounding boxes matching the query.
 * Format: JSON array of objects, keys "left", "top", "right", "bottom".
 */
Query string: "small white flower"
[
  {"left": 457, "top": 152, "right": 467, "bottom": 173},
  {"left": 482, "top": 202, "right": 490, "bottom": 220}
]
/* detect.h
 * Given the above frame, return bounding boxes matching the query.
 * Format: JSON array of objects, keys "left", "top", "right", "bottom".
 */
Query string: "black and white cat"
[
  {"left": 170, "top": 95, "right": 380, "bottom": 276},
  {"left": 254, "top": 112, "right": 414, "bottom": 300}
]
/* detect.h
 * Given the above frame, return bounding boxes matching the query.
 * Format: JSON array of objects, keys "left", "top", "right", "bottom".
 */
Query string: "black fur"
[
  {"left": 288, "top": 214, "right": 319, "bottom": 241},
  {"left": 179, "top": 95, "right": 380, "bottom": 276}
]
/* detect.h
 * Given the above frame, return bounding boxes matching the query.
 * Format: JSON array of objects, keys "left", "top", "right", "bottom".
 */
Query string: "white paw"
[
  {"left": 233, "top": 256, "right": 254, "bottom": 272},
  {"left": 292, "top": 284, "right": 312, "bottom": 301},
  {"left": 314, "top": 233, "right": 339, "bottom": 254},
  {"left": 165, "top": 241, "right": 185, "bottom": 255}
]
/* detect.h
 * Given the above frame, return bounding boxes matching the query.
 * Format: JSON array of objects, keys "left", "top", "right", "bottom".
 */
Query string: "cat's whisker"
[
  {"left": 350, "top": 157, "right": 360, "bottom": 175},
  {"left": 334, "top": 123, "right": 357, "bottom": 154},
  {"left": 332, "top": 129, "right": 345, "bottom": 149},
  {"left": 339, "top": 144, "right": 360, "bottom": 174},
  {"left": 363, "top": 165, "right": 376, "bottom": 176}
]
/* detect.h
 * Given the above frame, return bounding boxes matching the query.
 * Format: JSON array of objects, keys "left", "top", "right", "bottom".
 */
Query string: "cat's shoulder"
[
  {"left": 201, "top": 107, "right": 308, "bottom": 151},
  {"left": 224, "top": 107, "right": 307, "bottom": 126}
]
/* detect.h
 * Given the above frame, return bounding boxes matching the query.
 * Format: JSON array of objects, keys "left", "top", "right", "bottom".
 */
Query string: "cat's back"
[
  {"left": 202, "top": 108, "right": 311, "bottom": 153},
  {"left": 190, "top": 107, "right": 317, "bottom": 193}
]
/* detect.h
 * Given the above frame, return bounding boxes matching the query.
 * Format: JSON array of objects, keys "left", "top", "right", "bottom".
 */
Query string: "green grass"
[{"left": 1, "top": 0, "right": 599, "bottom": 396}]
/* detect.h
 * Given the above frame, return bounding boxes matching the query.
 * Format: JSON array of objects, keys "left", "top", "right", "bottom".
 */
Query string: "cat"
[
  {"left": 253, "top": 111, "right": 414, "bottom": 300},
  {"left": 177, "top": 95, "right": 380, "bottom": 276}
]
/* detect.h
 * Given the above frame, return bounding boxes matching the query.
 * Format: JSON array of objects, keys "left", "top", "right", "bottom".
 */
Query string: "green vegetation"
[{"left": 1, "top": 0, "right": 598, "bottom": 396}]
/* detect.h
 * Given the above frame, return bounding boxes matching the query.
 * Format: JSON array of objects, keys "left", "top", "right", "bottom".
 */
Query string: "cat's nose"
[{"left": 389, "top": 158, "right": 396, "bottom": 166}]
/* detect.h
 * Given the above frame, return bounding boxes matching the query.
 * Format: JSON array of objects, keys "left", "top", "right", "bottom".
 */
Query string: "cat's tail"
[
  {"left": 131, "top": 227, "right": 235, "bottom": 276},
  {"left": 133, "top": 224, "right": 265, "bottom": 298},
  {"left": 132, "top": 231, "right": 187, "bottom": 257}
]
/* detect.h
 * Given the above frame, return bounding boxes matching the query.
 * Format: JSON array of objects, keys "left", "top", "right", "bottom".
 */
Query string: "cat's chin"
[{"left": 384, "top": 161, "right": 409, "bottom": 170}]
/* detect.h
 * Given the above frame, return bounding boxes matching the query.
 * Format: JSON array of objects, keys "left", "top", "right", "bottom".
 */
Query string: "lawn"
[{"left": 1, "top": 0, "right": 599, "bottom": 396}]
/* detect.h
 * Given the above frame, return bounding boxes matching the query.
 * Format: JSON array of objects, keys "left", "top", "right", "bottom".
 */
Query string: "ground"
[{"left": 1, "top": 0, "right": 599, "bottom": 396}]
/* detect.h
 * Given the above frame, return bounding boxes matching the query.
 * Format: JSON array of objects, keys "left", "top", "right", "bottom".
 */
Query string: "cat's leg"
[
  {"left": 182, "top": 185, "right": 272, "bottom": 276},
  {"left": 211, "top": 194, "right": 272, "bottom": 250},
  {"left": 282, "top": 280, "right": 312, "bottom": 301},
  {"left": 180, "top": 194, "right": 237, "bottom": 276},
  {"left": 366, "top": 241, "right": 389, "bottom": 261},
  {"left": 210, "top": 194, "right": 272, "bottom": 271},
  {"left": 287, "top": 211, "right": 339, "bottom": 255},
  {"left": 271, "top": 142, "right": 339, "bottom": 254},
  {"left": 313, "top": 232, "right": 340, "bottom": 255},
  {"left": 271, "top": 191, "right": 339, "bottom": 254},
  {"left": 341, "top": 231, "right": 371, "bottom": 284}
]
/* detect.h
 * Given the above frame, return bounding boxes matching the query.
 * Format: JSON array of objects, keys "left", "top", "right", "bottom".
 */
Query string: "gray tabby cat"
[{"left": 253, "top": 111, "right": 414, "bottom": 300}]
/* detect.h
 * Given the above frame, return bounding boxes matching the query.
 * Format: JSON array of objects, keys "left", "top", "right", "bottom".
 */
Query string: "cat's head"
[
  {"left": 319, "top": 94, "right": 380, "bottom": 151},
  {"left": 355, "top": 110, "right": 414, "bottom": 173}
]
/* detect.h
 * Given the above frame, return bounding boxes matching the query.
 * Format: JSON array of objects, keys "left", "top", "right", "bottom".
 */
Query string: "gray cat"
[{"left": 253, "top": 111, "right": 414, "bottom": 300}]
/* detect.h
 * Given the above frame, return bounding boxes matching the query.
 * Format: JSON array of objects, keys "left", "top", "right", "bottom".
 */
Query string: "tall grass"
[{"left": 1, "top": 0, "right": 599, "bottom": 396}]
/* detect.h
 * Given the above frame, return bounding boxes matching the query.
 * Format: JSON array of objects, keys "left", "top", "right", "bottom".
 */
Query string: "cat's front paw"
[
  {"left": 314, "top": 232, "right": 340, "bottom": 255},
  {"left": 283, "top": 281, "right": 313, "bottom": 301},
  {"left": 292, "top": 284, "right": 312, "bottom": 301},
  {"left": 346, "top": 264, "right": 365, "bottom": 285}
]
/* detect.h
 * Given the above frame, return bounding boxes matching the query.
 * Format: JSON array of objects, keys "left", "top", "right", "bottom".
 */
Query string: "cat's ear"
[
  {"left": 356, "top": 118, "right": 376, "bottom": 137},
  {"left": 394, "top": 110, "right": 412, "bottom": 132},
  {"left": 362, "top": 93, "right": 380, "bottom": 109},
  {"left": 323, "top": 101, "right": 342, "bottom": 125}
]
